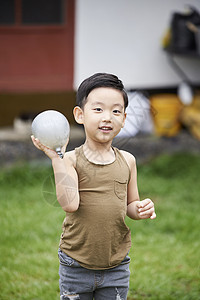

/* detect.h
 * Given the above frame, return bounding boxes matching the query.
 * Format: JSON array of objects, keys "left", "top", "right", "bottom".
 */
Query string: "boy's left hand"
[{"left": 137, "top": 198, "right": 156, "bottom": 220}]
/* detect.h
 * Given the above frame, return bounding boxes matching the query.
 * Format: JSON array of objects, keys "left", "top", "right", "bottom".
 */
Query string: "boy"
[{"left": 32, "top": 73, "right": 156, "bottom": 300}]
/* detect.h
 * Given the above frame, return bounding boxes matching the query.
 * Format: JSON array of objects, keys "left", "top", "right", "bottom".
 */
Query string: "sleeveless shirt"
[{"left": 59, "top": 145, "right": 132, "bottom": 270}]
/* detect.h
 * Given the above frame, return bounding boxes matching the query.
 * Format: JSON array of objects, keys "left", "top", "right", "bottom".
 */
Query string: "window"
[
  {"left": 22, "top": 0, "right": 64, "bottom": 25},
  {"left": 0, "top": 0, "right": 65, "bottom": 26},
  {"left": 0, "top": 0, "right": 15, "bottom": 25}
]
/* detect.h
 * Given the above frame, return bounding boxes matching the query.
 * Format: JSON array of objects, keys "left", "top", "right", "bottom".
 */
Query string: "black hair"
[{"left": 76, "top": 73, "right": 128, "bottom": 110}]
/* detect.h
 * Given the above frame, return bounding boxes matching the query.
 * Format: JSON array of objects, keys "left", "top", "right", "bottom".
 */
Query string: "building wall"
[
  {"left": 0, "top": 0, "right": 75, "bottom": 93},
  {"left": 0, "top": 92, "right": 76, "bottom": 127},
  {"left": 74, "top": 0, "right": 200, "bottom": 89}
]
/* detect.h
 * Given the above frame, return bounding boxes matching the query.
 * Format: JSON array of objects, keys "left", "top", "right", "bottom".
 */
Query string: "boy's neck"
[{"left": 83, "top": 140, "right": 115, "bottom": 165}]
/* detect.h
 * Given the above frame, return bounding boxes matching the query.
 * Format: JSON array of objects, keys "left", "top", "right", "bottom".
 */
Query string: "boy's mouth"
[{"left": 99, "top": 126, "right": 113, "bottom": 132}]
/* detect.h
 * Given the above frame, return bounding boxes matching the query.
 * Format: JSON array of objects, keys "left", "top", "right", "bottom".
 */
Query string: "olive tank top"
[{"left": 59, "top": 145, "right": 132, "bottom": 270}]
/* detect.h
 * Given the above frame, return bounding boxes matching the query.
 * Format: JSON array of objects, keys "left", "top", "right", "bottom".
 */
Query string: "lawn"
[{"left": 0, "top": 152, "right": 199, "bottom": 299}]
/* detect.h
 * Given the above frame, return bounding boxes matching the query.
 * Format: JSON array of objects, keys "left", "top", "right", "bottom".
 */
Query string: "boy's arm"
[
  {"left": 52, "top": 152, "right": 80, "bottom": 212},
  {"left": 32, "top": 136, "right": 80, "bottom": 212},
  {"left": 120, "top": 150, "right": 156, "bottom": 220}
]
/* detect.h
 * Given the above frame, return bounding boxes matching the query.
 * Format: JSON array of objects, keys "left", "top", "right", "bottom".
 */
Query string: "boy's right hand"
[{"left": 31, "top": 135, "right": 68, "bottom": 160}]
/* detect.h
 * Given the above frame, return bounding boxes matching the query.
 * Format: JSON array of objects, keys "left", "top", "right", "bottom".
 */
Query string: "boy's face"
[{"left": 74, "top": 87, "right": 126, "bottom": 144}]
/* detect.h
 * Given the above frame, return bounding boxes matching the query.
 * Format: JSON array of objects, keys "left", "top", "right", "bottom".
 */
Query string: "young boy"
[{"left": 32, "top": 73, "right": 156, "bottom": 300}]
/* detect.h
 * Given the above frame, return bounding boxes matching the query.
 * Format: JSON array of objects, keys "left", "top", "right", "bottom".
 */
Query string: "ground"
[{"left": 1, "top": 128, "right": 200, "bottom": 167}]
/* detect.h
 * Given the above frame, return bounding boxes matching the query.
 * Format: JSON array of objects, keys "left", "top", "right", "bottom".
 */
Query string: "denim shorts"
[{"left": 58, "top": 248, "right": 131, "bottom": 300}]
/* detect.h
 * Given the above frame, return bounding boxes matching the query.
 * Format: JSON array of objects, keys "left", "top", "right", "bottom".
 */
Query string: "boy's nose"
[{"left": 102, "top": 111, "right": 112, "bottom": 122}]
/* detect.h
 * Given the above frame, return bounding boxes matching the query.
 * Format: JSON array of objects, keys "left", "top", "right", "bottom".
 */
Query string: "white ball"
[{"left": 32, "top": 110, "right": 70, "bottom": 150}]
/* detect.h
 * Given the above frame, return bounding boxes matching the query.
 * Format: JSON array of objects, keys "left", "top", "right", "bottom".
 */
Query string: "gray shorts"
[{"left": 58, "top": 248, "right": 130, "bottom": 300}]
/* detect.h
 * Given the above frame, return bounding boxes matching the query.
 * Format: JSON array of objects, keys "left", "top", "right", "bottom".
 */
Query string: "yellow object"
[
  {"left": 180, "top": 92, "right": 200, "bottom": 140},
  {"left": 161, "top": 28, "right": 171, "bottom": 48},
  {"left": 150, "top": 94, "right": 183, "bottom": 137},
  {"left": 192, "top": 92, "right": 200, "bottom": 109}
]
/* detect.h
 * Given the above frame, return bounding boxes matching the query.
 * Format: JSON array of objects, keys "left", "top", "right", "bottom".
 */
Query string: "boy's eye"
[
  {"left": 94, "top": 108, "right": 102, "bottom": 112},
  {"left": 113, "top": 110, "right": 121, "bottom": 114}
]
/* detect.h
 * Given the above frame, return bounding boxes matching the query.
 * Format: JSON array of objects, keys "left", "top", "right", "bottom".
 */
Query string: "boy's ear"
[{"left": 73, "top": 106, "right": 84, "bottom": 124}]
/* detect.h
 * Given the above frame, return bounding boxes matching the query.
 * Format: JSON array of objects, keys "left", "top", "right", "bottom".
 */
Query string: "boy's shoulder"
[
  {"left": 118, "top": 149, "right": 136, "bottom": 169},
  {"left": 64, "top": 149, "right": 77, "bottom": 167}
]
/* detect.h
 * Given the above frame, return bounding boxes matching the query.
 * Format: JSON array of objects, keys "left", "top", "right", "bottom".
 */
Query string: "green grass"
[
  {"left": 0, "top": 163, "right": 64, "bottom": 299},
  {"left": 127, "top": 153, "right": 200, "bottom": 300},
  {"left": 0, "top": 153, "right": 200, "bottom": 299}
]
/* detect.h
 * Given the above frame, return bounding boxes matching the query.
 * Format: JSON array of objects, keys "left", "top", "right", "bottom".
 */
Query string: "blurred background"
[
  {"left": 0, "top": 1, "right": 200, "bottom": 299},
  {"left": 0, "top": 0, "right": 200, "bottom": 165}
]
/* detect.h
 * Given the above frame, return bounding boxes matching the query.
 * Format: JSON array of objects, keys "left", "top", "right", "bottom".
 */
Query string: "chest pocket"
[{"left": 114, "top": 180, "right": 127, "bottom": 200}]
